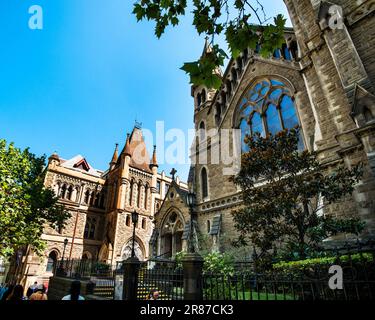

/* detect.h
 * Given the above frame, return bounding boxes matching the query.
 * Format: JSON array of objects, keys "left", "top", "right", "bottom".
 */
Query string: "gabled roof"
[
  {"left": 154, "top": 179, "right": 189, "bottom": 216},
  {"left": 60, "top": 155, "right": 102, "bottom": 177}
]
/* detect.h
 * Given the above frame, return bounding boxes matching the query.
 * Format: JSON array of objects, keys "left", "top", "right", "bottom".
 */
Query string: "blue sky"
[{"left": 0, "top": 0, "right": 290, "bottom": 181}]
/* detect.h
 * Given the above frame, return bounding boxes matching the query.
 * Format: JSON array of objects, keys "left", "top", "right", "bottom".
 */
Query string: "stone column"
[{"left": 182, "top": 253, "right": 204, "bottom": 300}]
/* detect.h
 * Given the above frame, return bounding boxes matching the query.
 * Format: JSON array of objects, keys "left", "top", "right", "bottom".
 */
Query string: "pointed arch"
[{"left": 201, "top": 167, "right": 209, "bottom": 200}]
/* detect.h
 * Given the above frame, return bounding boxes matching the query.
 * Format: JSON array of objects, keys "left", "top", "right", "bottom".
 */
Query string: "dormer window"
[{"left": 73, "top": 158, "right": 90, "bottom": 172}]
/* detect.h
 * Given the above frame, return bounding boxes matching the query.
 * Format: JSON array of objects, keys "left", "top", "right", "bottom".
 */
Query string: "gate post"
[
  {"left": 182, "top": 252, "right": 204, "bottom": 300},
  {"left": 122, "top": 256, "right": 141, "bottom": 300}
]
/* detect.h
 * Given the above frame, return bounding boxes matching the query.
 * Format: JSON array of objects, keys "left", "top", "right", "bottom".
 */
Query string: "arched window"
[
  {"left": 90, "top": 191, "right": 95, "bottom": 206},
  {"left": 238, "top": 78, "right": 304, "bottom": 152},
  {"left": 67, "top": 186, "right": 73, "bottom": 200},
  {"left": 84, "top": 217, "right": 96, "bottom": 240},
  {"left": 46, "top": 251, "right": 58, "bottom": 273},
  {"left": 201, "top": 167, "right": 208, "bottom": 199},
  {"left": 231, "top": 68, "right": 238, "bottom": 84},
  {"left": 197, "top": 93, "right": 202, "bottom": 106},
  {"left": 201, "top": 89, "right": 206, "bottom": 103},
  {"left": 60, "top": 184, "right": 67, "bottom": 199},
  {"left": 126, "top": 215, "right": 131, "bottom": 227},
  {"left": 215, "top": 103, "right": 222, "bottom": 126},
  {"left": 226, "top": 80, "right": 232, "bottom": 98},
  {"left": 128, "top": 180, "right": 134, "bottom": 206},
  {"left": 199, "top": 121, "right": 206, "bottom": 141},
  {"left": 137, "top": 182, "right": 142, "bottom": 208},
  {"left": 144, "top": 184, "right": 149, "bottom": 210},
  {"left": 84, "top": 190, "right": 90, "bottom": 204},
  {"left": 236, "top": 57, "right": 243, "bottom": 74}
]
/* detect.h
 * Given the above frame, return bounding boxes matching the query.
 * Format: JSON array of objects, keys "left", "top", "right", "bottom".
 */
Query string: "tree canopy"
[
  {"left": 231, "top": 128, "right": 365, "bottom": 263},
  {"left": 0, "top": 139, "right": 70, "bottom": 257},
  {"left": 132, "top": 0, "right": 286, "bottom": 88}
]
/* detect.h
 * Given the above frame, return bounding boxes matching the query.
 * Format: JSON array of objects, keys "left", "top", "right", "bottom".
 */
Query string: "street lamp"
[
  {"left": 186, "top": 192, "right": 196, "bottom": 253},
  {"left": 57, "top": 238, "right": 69, "bottom": 275},
  {"left": 62, "top": 238, "right": 68, "bottom": 262},
  {"left": 131, "top": 210, "right": 139, "bottom": 258}
]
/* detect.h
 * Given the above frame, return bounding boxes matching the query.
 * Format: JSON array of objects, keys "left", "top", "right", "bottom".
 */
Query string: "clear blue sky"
[{"left": 0, "top": 0, "right": 290, "bottom": 181}]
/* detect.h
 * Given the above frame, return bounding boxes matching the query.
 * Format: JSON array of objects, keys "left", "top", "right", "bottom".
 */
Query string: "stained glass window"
[{"left": 238, "top": 78, "right": 304, "bottom": 152}]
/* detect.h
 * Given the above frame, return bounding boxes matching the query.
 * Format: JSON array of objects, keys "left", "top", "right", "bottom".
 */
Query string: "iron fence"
[
  {"left": 203, "top": 240, "right": 375, "bottom": 301},
  {"left": 136, "top": 260, "right": 183, "bottom": 300},
  {"left": 56, "top": 259, "right": 116, "bottom": 279}
]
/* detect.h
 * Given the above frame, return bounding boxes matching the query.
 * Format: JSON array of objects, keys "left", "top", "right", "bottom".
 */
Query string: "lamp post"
[
  {"left": 62, "top": 238, "right": 68, "bottom": 262},
  {"left": 131, "top": 210, "right": 139, "bottom": 258},
  {"left": 57, "top": 238, "right": 68, "bottom": 276},
  {"left": 186, "top": 192, "right": 196, "bottom": 253}
]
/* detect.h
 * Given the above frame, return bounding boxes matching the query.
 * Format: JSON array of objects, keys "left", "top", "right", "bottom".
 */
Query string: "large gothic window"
[{"left": 238, "top": 78, "right": 304, "bottom": 152}]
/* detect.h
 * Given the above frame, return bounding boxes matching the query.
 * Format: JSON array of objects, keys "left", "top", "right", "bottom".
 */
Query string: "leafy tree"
[
  {"left": 231, "top": 128, "right": 365, "bottom": 263},
  {"left": 0, "top": 139, "right": 70, "bottom": 258},
  {"left": 132, "top": 0, "right": 286, "bottom": 88}
]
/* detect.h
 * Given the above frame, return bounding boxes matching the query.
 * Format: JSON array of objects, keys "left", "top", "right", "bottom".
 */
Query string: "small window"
[
  {"left": 199, "top": 121, "right": 206, "bottom": 141},
  {"left": 207, "top": 220, "right": 211, "bottom": 233},
  {"left": 142, "top": 218, "right": 146, "bottom": 229},
  {"left": 60, "top": 185, "right": 67, "bottom": 199},
  {"left": 84, "top": 190, "right": 89, "bottom": 204},
  {"left": 201, "top": 89, "right": 207, "bottom": 103},
  {"left": 126, "top": 215, "right": 131, "bottom": 227},
  {"left": 156, "top": 181, "right": 161, "bottom": 194},
  {"left": 201, "top": 168, "right": 208, "bottom": 199}
]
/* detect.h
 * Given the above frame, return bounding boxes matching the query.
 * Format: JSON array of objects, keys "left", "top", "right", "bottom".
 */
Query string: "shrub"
[{"left": 273, "top": 253, "right": 374, "bottom": 272}]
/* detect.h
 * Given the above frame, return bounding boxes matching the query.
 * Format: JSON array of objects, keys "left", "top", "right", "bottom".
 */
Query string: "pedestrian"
[
  {"left": 29, "top": 284, "right": 48, "bottom": 300},
  {"left": 147, "top": 289, "right": 160, "bottom": 300},
  {"left": 0, "top": 283, "right": 7, "bottom": 300},
  {"left": 7, "top": 284, "right": 27, "bottom": 301},
  {"left": 1, "top": 284, "right": 14, "bottom": 301},
  {"left": 26, "top": 281, "right": 38, "bottom": 298},
  {"left": 61, "top": 280, "right": 85, "bottom": 301}
]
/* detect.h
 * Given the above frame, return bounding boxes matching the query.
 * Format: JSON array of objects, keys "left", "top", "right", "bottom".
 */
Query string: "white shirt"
[{"left": 62, "top": 294, "right": 85, "bottom": 300}]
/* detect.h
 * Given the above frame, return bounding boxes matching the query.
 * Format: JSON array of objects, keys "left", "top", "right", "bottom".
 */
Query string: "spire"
[
  {"left": 199, "top": 36, "right": 222, "bottom": 78},
  {"left": 150, "top": 145, "right": 158, "bottom": 168},
  {"left": 122, "top": 133, "right": 132, "bottom": 157},
  {"left": 201, "top": 35, "right": 212, "bottom": 57},
  {"left": 110, "top": 143, "right": 119, "bottom": 165}
]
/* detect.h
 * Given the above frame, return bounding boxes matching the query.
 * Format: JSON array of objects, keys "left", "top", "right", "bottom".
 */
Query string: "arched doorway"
[
  {"left": 46, "top": 251, "right": 58, "bottom": 273},
  {"left": 160, "top": 211, "right": 185, "bottom": 258}
]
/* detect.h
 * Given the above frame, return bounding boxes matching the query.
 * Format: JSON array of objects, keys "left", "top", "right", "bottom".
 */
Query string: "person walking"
[
  {"left": 26, "top": 281, "right": 38, "bottom": 298},
  {"left": 6, "top": 284, "right": 27, "bottom": 301},
  {"left": 1, "top": 284, "right": 14, "bottom": 301},
  {"left": 29, "top": 284, "right": 48, "bottom": 301},
  {"left": 61, "top": 280, "right": 85, "bottom": 301},
  {"left": 0, "top": 283, "right": 7, "bottom": 300}
]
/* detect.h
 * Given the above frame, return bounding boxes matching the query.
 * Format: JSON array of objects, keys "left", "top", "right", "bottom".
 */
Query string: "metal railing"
[{"left": 137, "top": 261, "right": 183, "bottom": 300}]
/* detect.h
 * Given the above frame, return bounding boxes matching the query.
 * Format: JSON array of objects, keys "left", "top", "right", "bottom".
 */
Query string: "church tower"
[{"left": 283, "top": 0, "right": 375, "bottom": 237}]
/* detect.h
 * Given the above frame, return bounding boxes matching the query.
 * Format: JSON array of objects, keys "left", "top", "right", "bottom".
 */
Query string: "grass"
[{"left": 232, "top": 290, "right": 296, "bottom": 300}]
